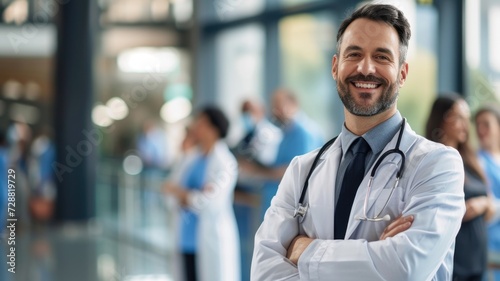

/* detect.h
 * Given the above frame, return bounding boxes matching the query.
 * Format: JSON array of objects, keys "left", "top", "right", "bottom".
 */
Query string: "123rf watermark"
[{"left": 6, "top": 169, "right": 17, "bottom": 273}]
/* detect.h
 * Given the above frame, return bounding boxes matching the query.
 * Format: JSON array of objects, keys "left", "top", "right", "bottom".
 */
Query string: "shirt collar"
[{"left": 340, "top": 111, "right": 403, "bottom": 157}]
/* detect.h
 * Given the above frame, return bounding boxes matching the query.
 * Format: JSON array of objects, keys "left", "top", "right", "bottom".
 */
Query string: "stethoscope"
[{"left": 294, "top": 119, "right": 406, "bottom": 222}]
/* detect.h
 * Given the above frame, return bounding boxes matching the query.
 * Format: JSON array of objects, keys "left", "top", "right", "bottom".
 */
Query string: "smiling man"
[{"left": 251, "top": 4, "right": 465, "bottom": 281}]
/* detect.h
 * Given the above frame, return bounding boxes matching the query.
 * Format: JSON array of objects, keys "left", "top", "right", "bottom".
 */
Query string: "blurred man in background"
[
  {"left": 240, "top": 89, "right": 319, "bottom": 218},
  {"left": 233, "top": 99, "right": 282, "bottom": 167}
]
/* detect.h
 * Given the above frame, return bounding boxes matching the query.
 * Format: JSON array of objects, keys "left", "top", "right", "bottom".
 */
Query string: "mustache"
[{"left": 346, "top": 74, "right": 385, "bottom": 84}]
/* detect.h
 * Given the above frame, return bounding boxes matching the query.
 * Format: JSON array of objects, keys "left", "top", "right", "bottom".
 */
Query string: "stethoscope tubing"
[{"left": 295, "top": 119, "right": 406, "bottom": 219}]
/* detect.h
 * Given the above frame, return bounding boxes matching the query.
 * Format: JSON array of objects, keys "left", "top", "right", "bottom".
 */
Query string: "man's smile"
[{"left": 351, "top": 81, "right": 381, "bottom": 89}]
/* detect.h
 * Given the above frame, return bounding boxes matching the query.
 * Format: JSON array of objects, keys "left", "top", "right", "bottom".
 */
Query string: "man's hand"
[
  {"left": 379, "top": 215, "right": 414, "bottom": 240},
  {"left": 286, "top": 235, "right": 314, "bottom": 265}
]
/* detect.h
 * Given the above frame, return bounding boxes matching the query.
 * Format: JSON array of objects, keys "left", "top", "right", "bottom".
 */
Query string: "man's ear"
[
  {"left": 332, "top": 55, "right": 338, "bottom": 81},
  {"left": 399, "top": 62, "right": 409, "bottom": 87}
]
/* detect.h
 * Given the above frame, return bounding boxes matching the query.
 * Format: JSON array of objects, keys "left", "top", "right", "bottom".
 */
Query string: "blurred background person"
[
  {"left": 233, "top": 98, "right": 282, "bottom": 167},
  {"left": 163, "top": 106, "right": 240, "bottom": 281},
  {"left": 137, "top": 119, "right": 172, "bottom": 223},
  {"left": 239, "top": 88, "right": 319, "bottom": 219},
  {"left": 474, "top": 104, "right": 500, "bottom": 280},
  {"left": 169, "top": 123, "right": 198, "bottom": 184},
  {"left": 7, "top": 121, "right": 33, "bottom": 232},
  {"left": 28, "top": 127, "right": 56, "bottom": 223},
  {"left": 271, "top": 88, "right": 324, "bottom": 150},
  {"left": 137, "top": 119, "right": 171, "bottom": 171},
  {"left": 163, "top": 123, "right": 198, "bottom": 281},
  {"left": 426, "top": 94, "right": 495, "bottom": 281},
  {"left": 231, "top": 98, "right": 283, "bottom": 279}
]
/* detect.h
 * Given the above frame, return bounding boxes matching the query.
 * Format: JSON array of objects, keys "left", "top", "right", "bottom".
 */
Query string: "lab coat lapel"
[
  {"left": 344, "top": 123, "right": 418, "bottom": 239},
  {"left": 308, "top": 138, "right": 342, "bottom": 239}
]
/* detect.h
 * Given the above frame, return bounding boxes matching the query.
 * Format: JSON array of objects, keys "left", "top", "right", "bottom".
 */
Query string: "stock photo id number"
[{"left": 7, "top": 168, "right": 17, "bottom": 273}]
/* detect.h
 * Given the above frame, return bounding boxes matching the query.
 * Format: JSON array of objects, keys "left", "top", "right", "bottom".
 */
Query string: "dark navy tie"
[{"left": 334, "top": 137, "right": 371, "bottom": 239}]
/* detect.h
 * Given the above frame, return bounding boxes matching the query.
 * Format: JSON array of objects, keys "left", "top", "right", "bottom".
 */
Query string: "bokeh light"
[
  {"left": 160, "top": 97, "right": 192, "bottom": 123},
  {"left": 122, "top": 154, "right": 143, "bottom": 175},
  {"left": 106, "top": 97, "right": 129, "bottom": 120},
  {"left": 92, "top": 104, "right": 113, "bottom": 127}
]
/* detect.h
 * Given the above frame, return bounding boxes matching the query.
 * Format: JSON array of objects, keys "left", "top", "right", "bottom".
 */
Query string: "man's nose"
[{"left": 357, "top": 57, "right": 376, "bottom": 76}]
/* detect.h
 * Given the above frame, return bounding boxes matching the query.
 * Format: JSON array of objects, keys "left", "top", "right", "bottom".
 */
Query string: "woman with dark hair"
[
  {"left": 475, "top": 104, "right": 500, "bottom": 279},
  {"left": 164, "top": 106, "right": 240, "bottom": 281},
  {"left": 426, "top": 94, "right": 495, "bottom": 281}
]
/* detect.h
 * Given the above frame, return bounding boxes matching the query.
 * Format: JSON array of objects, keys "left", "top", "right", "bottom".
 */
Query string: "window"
[
  {"left": 215, "top": 23, "right": 265, "bottom": 145},
  {"left": 465, "top": 0, "right": 499, "bottom": 112},
  {"left": 279, "top": 12, "right": 337, "bottom": 137}
]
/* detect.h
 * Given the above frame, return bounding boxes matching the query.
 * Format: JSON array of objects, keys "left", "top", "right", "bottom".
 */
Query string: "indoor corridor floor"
[{"left": 0, "top": 223, "right": 176, "bottom": 281}]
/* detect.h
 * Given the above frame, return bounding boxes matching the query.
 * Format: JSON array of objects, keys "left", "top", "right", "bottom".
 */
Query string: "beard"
[{"left": 337, "top": 74, "right": 399, "bottom": 116}]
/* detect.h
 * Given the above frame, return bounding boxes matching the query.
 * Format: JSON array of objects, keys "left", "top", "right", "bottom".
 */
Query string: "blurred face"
[
  {"left": 442, "top": 100, "right": 470, "bottom": 146},
  {"left": 192, "top": 114, "right": 217, "bottom": 142},
  {"left": 181, "top": 127, "right": 197, "bottom": 152},
  {"left": 332, "top": 18, "right": 408, "bottom": 116},
  {"left": 475, "top": 111, "right": 500, "bottom": 151},
  {"left": 271, "top": 91, "right": 296, "bottom": 124}
]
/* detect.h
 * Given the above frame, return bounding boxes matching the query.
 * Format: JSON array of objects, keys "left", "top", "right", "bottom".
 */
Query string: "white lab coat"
[
  {"left": 249, "top": 119, "right": 283, "bottom": 166},
  {"left": 186, "top": 141, "right": 241, "bottom": 281},
  {"left": 251, "top": 122, "right": 465, "bottom": 281}
]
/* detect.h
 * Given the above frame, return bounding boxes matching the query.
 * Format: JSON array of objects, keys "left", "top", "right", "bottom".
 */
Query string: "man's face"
[
  {"left": 271, "top": 91, "right": 295, "bottom": 125},
  {"left": 332, "top": 18, "right": 408, "bottom": 117}
]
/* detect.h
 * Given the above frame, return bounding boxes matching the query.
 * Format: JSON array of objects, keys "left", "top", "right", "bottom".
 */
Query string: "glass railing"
[{"left": 95, "top": 158, "right": 175, "bottom": 256}]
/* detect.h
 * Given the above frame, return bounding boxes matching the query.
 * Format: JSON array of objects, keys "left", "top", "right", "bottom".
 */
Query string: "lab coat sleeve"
[
  {"left": 297, "top": 146, "right": 465, "bottom": 281},
  {"left": 251, "top": 157, "right": 303, "bottom": 281}
]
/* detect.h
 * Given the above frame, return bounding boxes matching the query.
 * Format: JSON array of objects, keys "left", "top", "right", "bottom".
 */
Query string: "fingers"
[{"left": 380, "top": 215, "right": 414, "bottom": 240}]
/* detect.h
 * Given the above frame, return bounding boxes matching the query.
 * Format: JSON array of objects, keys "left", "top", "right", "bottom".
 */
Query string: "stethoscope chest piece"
[{"left": 293, "top": 203, "right": 308, "bottom": 218}]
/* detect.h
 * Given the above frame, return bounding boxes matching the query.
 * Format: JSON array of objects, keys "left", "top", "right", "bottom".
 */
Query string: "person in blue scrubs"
[
  {"left": 164, "top": 107, "right": 240, "bottom": 281},
  {"left": 239, "top": 89, "right": 319, "bottom": 219},
  {"left": 178, "top": 154, "right": 208, "bottom": 281},
  {"left": 475, "top": 105, "right": 500, "bottom": 280}
]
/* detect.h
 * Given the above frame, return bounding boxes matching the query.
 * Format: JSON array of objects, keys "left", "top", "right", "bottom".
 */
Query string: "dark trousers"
[{"left": 183, "top": 253, "right": 197, "bottom": 281}]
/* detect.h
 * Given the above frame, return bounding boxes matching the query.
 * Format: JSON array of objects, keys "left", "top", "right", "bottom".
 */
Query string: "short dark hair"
[
  {"left": 199, "top": 106, "right": 229, "bottom": 139},
  {"left": 336, "top": 4, "right": 411, "bottom": 65}
]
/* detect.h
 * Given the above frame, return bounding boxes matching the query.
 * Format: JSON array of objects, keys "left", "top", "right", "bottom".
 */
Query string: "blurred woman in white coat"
[{"left": 164, "top": 106, "right": 241, "bottom": 281}]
